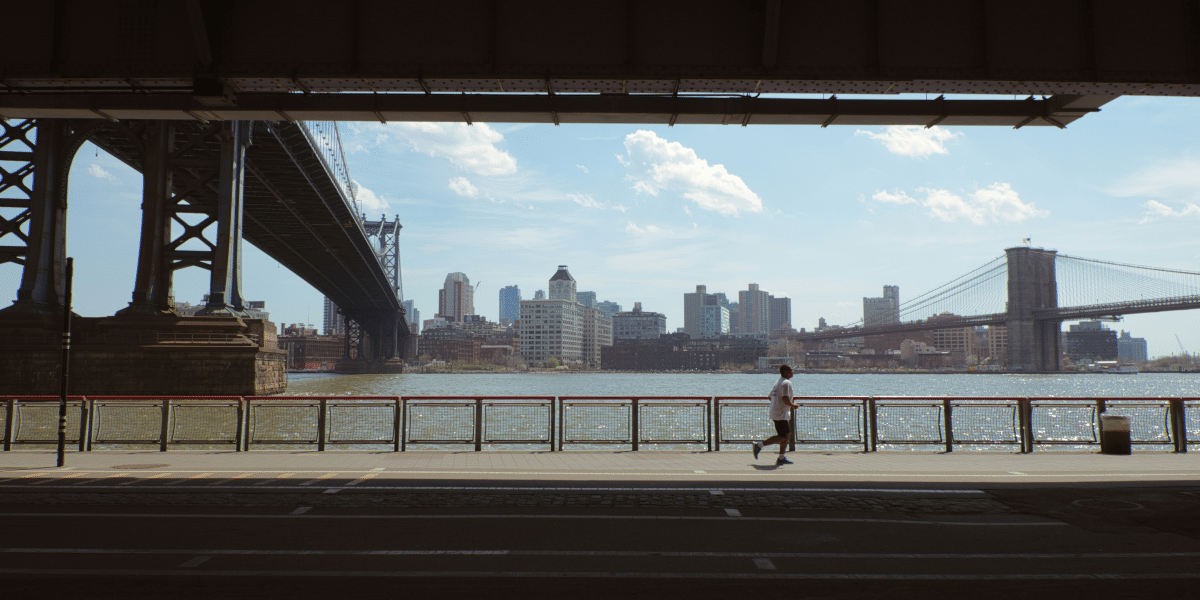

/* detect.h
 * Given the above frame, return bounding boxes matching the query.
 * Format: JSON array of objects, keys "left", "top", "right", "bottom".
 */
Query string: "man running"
[{"left": 752, "top": 364, "right": 798, "bottom": 466}]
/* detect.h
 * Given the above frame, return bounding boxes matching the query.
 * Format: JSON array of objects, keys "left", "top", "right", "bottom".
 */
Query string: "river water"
[{"left": 284, "top": 372, "right": 1200, "bottom": 398}]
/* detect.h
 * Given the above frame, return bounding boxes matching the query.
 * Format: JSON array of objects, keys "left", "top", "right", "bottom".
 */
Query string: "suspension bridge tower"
[{"left": 1005, "top": 247, "right": 1060, "bottom": 371}]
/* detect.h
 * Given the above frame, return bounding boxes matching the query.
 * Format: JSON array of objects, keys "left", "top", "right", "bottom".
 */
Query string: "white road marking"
[
  {"left": 371, "top": 468, "right": 385, "bottom": 471},
  {"left": 724, "top": 508, "right": 742, "bottom": 517},
  {"left": 709, "top": 490, "right": 724, "bottom": 495},
  {"left": 179, "top": 555, "right": 211, "bottom": 568},
  {"left": 290, "top": 507, "right": 312, "bottom": 515},
  {"left": 0, "top": 484, "right": 991, "bottom": 495},
  {"left": 0, "top": 568, "right": 1197, "bottom": 580},
  {"left": 345, "top": 474, "right": 377, "bottom": 486},
  {"left": 7, "top": 547, "right": 1200, "bottom": 559},
  {"left": 119, "top": 472, "right": 170, "bottom": 486},
  {"left": 323, "top": 488, "right": 342, "bottom": 494},
  {"left": 0, "top": 513, "right": 1066, "bottom": 526},
  {"left": 299, "top": 474, "right": 336, "bottom": 486},
  {"left": 753, "top": 558, "right": 776, "bottom": 570},
  {"left": 693, "top": 470, "right": 706, "bottom": 474}
]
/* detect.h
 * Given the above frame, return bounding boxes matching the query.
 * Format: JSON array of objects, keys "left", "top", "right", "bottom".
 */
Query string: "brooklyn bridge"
[{"left": 791, "top": 247, "right": 1200, "bottom": 371}]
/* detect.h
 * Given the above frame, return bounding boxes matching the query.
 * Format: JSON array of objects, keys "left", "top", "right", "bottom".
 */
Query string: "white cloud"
[
  {"left": 619, "top": 130, "right": 762, "bottom": 216},
  {"left": 625, "top": 220, "right": 671, "bottom": 235},
  {"left": 612, "top": 205, "right": 629, "bottom": 213},
  {"left": 568, "top": 193, "right": 604, "bottom": 209},
  {"left": 1108, "top": 157, "right": 1200, "bottom": 202},
  {"left": 683, "top": 206, "right": 692, "bottom": 216},
  {"left": 870, "top": 183, "right": 1046, "bottom": 225},
  {"left": 350, "top": 180, "right": 390, "bottom": 213},
  {"left": 448, "top": 176, "right": 479, "bottom": 198},
  {"left": 855, "top": 126, "right": 962, "bottom": 158},
  {"left": 576, "top": 164, "right": 589, "bottom": 173},
  {"left": 87, "top": 164, "right": 121, "bottom": 185},
  {"left": 1140, "top": 200, "right": 1200, "bottom": 224},
  {"left": 389, "top": 122, "right": 517, "bottom": 176}
]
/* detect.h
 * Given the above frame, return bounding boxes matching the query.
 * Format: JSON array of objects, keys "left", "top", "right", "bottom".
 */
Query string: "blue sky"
[{"left": 2, "top": 95, "right": 1199, "bottom": 358}]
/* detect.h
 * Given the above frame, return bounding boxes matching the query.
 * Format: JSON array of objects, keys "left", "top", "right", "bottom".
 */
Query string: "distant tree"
[{"left": 546, "top": 357, "right": 560, "bottom": 369}]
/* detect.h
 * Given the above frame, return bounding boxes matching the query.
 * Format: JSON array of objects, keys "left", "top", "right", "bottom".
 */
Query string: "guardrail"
[{"left": 2, "top": 396, "right": 1195, "bottom": 453}]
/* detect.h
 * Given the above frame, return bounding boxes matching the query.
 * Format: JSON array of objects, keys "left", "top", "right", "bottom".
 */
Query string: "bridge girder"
[{"left": 1, "top": 0, "right": 1197, "bottom": 125}]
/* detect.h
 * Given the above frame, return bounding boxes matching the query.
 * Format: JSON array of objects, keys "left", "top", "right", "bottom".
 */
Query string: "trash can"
[{"left": 1100, "top": 415, "right": 1131, "bottom": 455}]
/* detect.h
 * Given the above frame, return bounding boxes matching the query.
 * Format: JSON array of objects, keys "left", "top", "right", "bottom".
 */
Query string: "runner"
[{"left": 751, "top": 364, "right": 798, "bottom": 465}]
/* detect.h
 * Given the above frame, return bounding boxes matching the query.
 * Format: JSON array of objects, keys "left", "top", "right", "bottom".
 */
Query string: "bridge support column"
[
  {"left": 117, "top": 121, "right": 175, "bottom": 316},
  {"left": 0, "top": 119, "right": 96, "bottom": 316},
  {"left": 1005, "top": 247, "right": 1061, "bottom": 372},
  {"left": 198, "top": 121, "right": 251, "bottom": 317}
]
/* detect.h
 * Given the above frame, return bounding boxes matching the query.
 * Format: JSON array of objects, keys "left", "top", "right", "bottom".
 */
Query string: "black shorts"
[{"left": 773, "top": 419, "right": 790, "bottom": 437}]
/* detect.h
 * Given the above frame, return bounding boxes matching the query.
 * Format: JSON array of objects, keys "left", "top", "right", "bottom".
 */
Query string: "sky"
[{"left": 2, "top": 95, "right": 1199, "bottom": 359}]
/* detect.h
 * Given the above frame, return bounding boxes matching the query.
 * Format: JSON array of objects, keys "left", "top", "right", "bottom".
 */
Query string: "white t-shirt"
[{"left": 768, "top": 376, "right": 794, "bottom": 421}]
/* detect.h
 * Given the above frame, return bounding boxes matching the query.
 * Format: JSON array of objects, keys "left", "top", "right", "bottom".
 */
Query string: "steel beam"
[{"left": 0, "top": 93, "right": 1110, "bottom": 127}]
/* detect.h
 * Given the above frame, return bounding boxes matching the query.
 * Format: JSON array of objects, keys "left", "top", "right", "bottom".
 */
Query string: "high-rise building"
[
  {"left": 498, "top": 285, "right": 521, "bottom": 325},
  {"left": 403, "top": 299, "right": 420, "bottom": 336},
  {"left": 685, "top": 285, "right": 738, "bottom": 338},
  {"left": 612, "top": 302, "right": 667, "bottom": 340},
  {"left": 534, "top": 290, "right": 546, "bottom": 300},
  {"left": 577, "top": 291, "right": 597, "bottom": 308},
  {"left": 769, "top": 296, "right": 792, "bottom": 333},
  {"left": 438, "top": 272, "right": 474, "bottom": 322},
  {"left": 548, "top": 265, "right": 577, "bottom": 302},
  {"left": 863, "top": 285, "right": 900, "bottom": 327},
  {"left": 597, "top": 301, "right": 622, "bottom": 319},
  {"left": 927, "top": 312, "right": 978, "bottom": 365},
  {"left": 699, "top": 304, "right": 730, "bottom": 337},
  {"left": 737, "top": 283, "right": 770, "bottom": 337},
  {"left": 519, "top": 266, "right": 612, "bottom": 367},
  {"left": 322, "top": 297, "right": 344, "bottom": 336},
  {"left": 1117, "top": 330, "right": 1148, "bottom": 363},
  {"left": 988, "top": 324, "right": 1008, "bottom": 366}
]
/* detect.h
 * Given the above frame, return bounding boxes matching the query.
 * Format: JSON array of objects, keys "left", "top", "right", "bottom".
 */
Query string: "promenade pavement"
[{"left": 2, "top": 449, "right": 1198, "bottom": 599}]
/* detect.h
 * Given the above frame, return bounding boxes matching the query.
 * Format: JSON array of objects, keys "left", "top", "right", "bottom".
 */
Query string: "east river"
[{"left": 284, "top": 371, "right": 1200, "bottom": 398}]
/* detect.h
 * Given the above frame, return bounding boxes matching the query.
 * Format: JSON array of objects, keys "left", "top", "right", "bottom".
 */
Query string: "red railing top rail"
[
  {"left": 247, "top": 395, "right": 401, "bottom": 401},
  {"left": 400, "top": 396, "right": 555, "bottom": 401},
  {"left": 559, "top": 396, "right": 713, "bottom": 401},
  {"left": 5, "top": 394, "right": 1199, "bottom": 403}
]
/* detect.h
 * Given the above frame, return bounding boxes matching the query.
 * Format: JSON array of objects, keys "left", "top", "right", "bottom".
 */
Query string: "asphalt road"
[{"left": 2, "top": 482, "right": 1199, "bottom": 599}]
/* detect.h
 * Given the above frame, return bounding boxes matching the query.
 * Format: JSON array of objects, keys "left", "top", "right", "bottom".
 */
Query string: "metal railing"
[
  {"left": 2, "top": 395, "right": 1195, "bottom": 453},
  {"left": 297, "top": 121, "right": 358, "bottom": 216}
]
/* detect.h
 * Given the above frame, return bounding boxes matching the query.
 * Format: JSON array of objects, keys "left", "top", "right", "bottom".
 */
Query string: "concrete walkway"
[{"left": 1, "top": 449, "right": 1197, "bottom": 487}]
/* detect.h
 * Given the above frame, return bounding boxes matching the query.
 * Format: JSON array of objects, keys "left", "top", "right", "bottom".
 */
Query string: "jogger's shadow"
[{"left": 751, "top": 464, "right": 781, "bottom": 470}]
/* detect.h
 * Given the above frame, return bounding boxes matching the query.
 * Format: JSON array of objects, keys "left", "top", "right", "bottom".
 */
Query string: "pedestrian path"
[{"left": 1, "top": 449, "right": 1197, "bottom": 489}]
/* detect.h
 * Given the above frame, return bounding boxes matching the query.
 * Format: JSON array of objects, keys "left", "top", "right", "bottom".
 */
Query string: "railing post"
[
  {"left": 713, "top": 398, "right": 721, "bottom": 452},
  {"left": 706, "top": 397, "right": 713, "bottom": 452},
  {"left": 400, "top": 397, "right": 408, "bottom": 452},
  {"left": 631, "top": 398, "right": 639, "bottom": 452},
  {"left": 393, "top": 397, "right": 401, "bottom": 452},
  {"left": 548, "top": 398, "right": 556, "bottom": 452},
  {"left": 3, "top": 399, "right": 14, "bottom": 451},
  {"left": 788, "top": 406, "right": 796, "bottom": 452},
  {"left": 159, "top": 399, "right": 170, "bottom": 452},
  {"left": 77, "top": 398, "right": 88, "bottom": 452},
  {"left": 317, "top": 399, "right": 327, "bottom": 451},
  {"left": 235, "top": 397, "right": 245, "bottom": 452},
  {"left": 1019, "top": 398, "right": 1033, "bottom": 453},
  {"left": 86, "top": 398, "right": 95, "bottom": 451},
  {"left": 861, "top": 398, "right": 869, "bottom": 453},
  {"left": 868, "top": 397, "right": 878, "bottom": 452},
  {"left": 943, "top": 399, "right": 953, "bottom": 453},
  {"left": 558, "top": 398, "right": 565, "bottom": 452},
  {"left": 1170, "top": 399, "right": 1187, "bottom": 453},
  {"left": 474, "top": 398, "right": 483, "bottom": 452}
]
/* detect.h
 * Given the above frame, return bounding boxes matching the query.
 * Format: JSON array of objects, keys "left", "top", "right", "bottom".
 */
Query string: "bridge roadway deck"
[{"left": 1, "top": 450, "right": 1198, "bottom": 599}]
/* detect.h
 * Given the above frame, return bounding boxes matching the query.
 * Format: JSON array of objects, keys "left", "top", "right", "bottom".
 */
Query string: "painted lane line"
[
  {"left": 179, "top": 555, "right": 212, "bottom": 568},
  {"left": 753, "top": 558, "right": 776, "bottom": 570},
  {"left": 8, "top": 548, "right": 1200, "bottom": 559},
  {"left": 0, "top": 484, "right": 988, "bottom": 495},
  {"left": 253, "top": 472, "right": 293, "bottom": 486},
  {"left": 323, "top": 488, "right": 342, "bottom": 494},
  {"left": 371, "top": 468, "right": 385, "bottom": 471},
  {"left": 299, "top": 473, "right": 336, "bottom": 486},
  {"left": 0, "top": 513, "right": 1067, "bottom": 526},
  {"left": 74, "top": 473, "right": 128, "bottom": 486},
  {"left": 290, "top": 507, "right": 312, "bottom": 515},
  {"left": 709, "top": 490, "right": 724, "bottom": 495},
  {"left": 163, "top": 472, "right": 213, "bottom": 486},
  {"left": 2, "top": 568, "right": 1199, "bottom": 580},
  {"left": 345, "top": 474, "right": 377, "bottom": 486},
  {"left": 207, "top": 473, "right": 252, "bottom": 486},
  {"left": 694, "top": 470, "right": 706, "bottom": 474},
  {"left": 725, "top": 508, "right": 742, "bottom": 517},
  {"left": 30, "top": 473, "right": 82, "bottom": 485}
]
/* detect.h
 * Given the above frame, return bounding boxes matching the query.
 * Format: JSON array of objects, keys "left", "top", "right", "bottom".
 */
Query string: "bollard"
[{"left": 1099, "top": 414, "right": 1131, "bottom": 455}]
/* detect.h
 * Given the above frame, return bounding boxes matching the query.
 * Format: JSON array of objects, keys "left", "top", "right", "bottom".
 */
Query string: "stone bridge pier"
[
  {"left": 1005, "top": 247, "right": 1061, "bottom": 372},
  {"left": 0, "top": 118, "right": 285, "bottom": 395}
]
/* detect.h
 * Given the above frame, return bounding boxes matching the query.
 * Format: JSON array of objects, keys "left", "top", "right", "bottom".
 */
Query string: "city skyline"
[{"left": 4, "top": 95, "right": 1199, "bottom": 358}]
